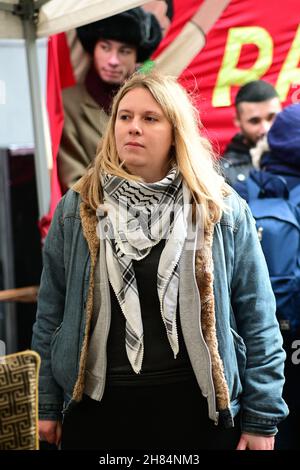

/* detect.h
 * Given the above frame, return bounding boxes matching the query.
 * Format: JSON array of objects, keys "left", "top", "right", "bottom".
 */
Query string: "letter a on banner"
[{"left": 276, "top": 25, "right": 300, "bottom": 101}]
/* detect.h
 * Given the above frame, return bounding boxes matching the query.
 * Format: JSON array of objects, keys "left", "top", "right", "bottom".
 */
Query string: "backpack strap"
[
  {"left": 247, "top": 173, "right": 292, "bottom": 201},
  {"left": 246, "top": 175, "right": 261, "bottom": 201}
]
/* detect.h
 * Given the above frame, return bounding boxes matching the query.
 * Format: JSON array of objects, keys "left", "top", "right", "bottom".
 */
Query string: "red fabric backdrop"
[
  {"left": 155, "top": 0, "right": 300, "bottom": 153},
  {"left": 42, "top": 0, "right": 300, "bottom": 236}
]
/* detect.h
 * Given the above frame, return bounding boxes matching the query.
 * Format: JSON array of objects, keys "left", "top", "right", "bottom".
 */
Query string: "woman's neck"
[{"left": 126, "top": 164, "right": 171, "bottom": 183}]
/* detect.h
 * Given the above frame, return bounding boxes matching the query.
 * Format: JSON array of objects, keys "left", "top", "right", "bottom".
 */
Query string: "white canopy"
[{"left": 0, "top": 0, "right": 149, "bottom": 39}]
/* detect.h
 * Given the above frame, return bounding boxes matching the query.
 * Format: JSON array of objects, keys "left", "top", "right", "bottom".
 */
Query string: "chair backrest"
[{"left": 0, "top": 350, "right": 41, "bottom": 450}]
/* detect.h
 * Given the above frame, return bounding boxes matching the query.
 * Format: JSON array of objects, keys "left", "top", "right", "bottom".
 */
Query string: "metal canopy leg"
[
  {"left": 22, "top": 1, "right": 51, "bottom": 218},
  {"left": 0, "top": 148, "right": 17, "bottom": 353}
]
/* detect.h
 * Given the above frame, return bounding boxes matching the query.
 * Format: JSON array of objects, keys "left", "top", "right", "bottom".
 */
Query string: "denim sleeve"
[
  {"left": 231, "top": 200, "right": 289, "bottom": 435},
  {"left": 31, "top": 199, "right": 66, "bottom": 420}
]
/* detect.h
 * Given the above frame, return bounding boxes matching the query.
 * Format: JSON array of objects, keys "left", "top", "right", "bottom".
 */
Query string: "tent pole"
[
  {"left": 22, "top": 11, "right": 51, "bottom": 218},
  {"left": 0, "top": 149, "right": 18, "bottom": 354}
]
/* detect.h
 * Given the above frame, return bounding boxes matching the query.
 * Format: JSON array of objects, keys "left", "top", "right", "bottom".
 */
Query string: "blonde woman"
[{"left": 32, "top": 73, "right": 288, "bottom": 450}]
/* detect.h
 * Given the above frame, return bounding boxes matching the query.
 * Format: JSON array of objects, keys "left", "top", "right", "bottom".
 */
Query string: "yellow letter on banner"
[
  {"left": 276, "top": 25, "right": 300, "bottom": 101},
  {"left": 212, "top": 27, "right": 273, "bottom": 107}
]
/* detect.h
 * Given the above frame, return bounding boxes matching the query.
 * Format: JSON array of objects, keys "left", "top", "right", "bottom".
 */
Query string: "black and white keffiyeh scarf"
[{"left": 100, "top": 167, "right": 190, "bottom": 373}]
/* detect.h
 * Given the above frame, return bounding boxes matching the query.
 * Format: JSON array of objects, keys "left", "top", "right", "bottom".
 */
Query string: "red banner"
[{"left": 155, "top": 0, "right": 300, "bottom": 153}]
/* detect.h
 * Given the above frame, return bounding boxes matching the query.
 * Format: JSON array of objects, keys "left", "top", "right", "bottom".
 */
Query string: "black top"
[
  {"left": 221, "top": 133, "right": 253, "bottom": 186},
  {"left": 106, "top": 240, "right": 195, "bottom": 386}
]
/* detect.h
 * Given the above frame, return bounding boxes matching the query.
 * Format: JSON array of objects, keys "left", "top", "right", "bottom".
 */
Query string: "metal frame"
[
  {"left": 0, "top": 0, "right": 49, "bottom": 19},
  {"left": 23, "top": 10, "right": 51, "bottom": 217}
]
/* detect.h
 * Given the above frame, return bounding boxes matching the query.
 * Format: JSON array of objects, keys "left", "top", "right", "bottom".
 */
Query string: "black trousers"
[{"left": 61, "top": 377, "right": 241, "bottom": 450}]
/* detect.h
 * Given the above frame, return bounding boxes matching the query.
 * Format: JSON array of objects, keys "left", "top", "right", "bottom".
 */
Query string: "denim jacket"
[{"left": 32, "top": 182, "right": 288, "bottom": 435}]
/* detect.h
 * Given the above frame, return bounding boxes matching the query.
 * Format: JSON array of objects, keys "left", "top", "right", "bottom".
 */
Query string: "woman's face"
[{"left": 114, "top": 87, "right": 173, "bottom": 182}]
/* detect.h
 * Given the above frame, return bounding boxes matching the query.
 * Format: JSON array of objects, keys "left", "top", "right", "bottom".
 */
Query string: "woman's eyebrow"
[
  {"left": 117, "top": 109, "right": 163, "bottom": 117},
  {"left": 117, "top": 108, "right": 132, "bottom": 114},
  {"left": 143, "top": 110, "right": 162, "bottom": 116}
]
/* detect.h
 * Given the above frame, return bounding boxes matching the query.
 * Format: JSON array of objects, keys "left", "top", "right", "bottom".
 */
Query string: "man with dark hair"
[
  {"left": 58, "top": 8, "right": 162, "bottom": 192},
  {"left": 222, "top": 80, "right": 282, "bottom": 186}
]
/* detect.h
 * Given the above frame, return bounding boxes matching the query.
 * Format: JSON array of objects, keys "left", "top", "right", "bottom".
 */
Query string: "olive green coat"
[{"left": 58, "top": 84, "right": 109, "bottom": 191}]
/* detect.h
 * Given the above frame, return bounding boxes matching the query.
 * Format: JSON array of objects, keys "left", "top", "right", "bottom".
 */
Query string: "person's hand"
[
  {"left": 39, "top": 420, "right": 62, "bottom": 446},
  {"left": 236, "top": 433, "right": 275, "bottom": 450}
]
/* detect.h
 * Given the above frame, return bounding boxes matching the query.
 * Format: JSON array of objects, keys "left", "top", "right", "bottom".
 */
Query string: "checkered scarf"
[{"left": 101, "top": 168, "right": 190, "bottom": 373}]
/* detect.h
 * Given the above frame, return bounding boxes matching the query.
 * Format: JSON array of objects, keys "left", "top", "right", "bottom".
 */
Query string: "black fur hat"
[{"left": 77, "top": 7, "right": 162, "bottom": 63}]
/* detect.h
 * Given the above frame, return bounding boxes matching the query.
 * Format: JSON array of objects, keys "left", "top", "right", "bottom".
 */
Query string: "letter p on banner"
[{"left": 212, "top": 27, "right": 273, "bottom": 107}]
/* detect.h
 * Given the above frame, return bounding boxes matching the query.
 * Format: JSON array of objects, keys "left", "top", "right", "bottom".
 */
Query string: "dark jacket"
[
  {"left": 234, "top": 104, "right": 300, "bottom": 200},
  {"left": 221, "top": 134, "right": 253, "bottom": 186}
]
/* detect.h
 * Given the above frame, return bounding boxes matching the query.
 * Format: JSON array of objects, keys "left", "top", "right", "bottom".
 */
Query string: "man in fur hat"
[{"left": 58, "top": 7, "right": 162, "bottom": 192}]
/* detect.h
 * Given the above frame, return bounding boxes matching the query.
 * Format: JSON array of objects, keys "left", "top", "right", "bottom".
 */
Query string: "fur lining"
[
  {"left": 72, "top": 177, "right": 85, "bottom": 194},
  {"left": 195, "top": 223, "right": 230, "bottom": 411},
  {"left": 72, "top": 202, "right": 99, "bottom": 402}
]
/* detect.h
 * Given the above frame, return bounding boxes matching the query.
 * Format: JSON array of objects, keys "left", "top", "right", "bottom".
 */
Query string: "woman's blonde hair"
[{"left": 81, "top": 72, "right": 230, "bottom": 227}]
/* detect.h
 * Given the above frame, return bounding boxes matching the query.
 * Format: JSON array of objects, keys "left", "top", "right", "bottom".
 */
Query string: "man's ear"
[{"left": 233, "top": 115, "right": 240, "bottom": 129}]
